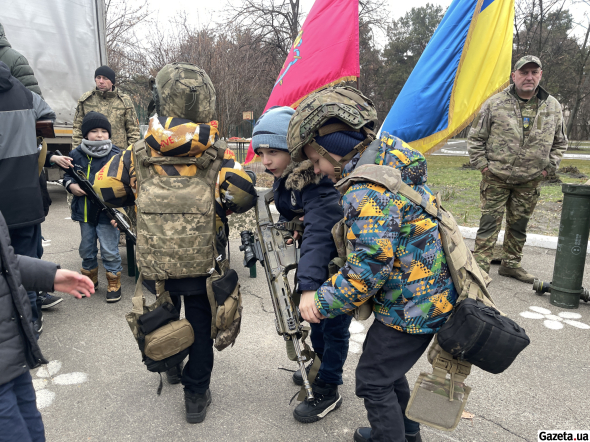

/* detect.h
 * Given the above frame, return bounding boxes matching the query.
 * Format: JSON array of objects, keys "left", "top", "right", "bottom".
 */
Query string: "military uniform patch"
[
  {"left": 291, "top": 191, "right": 297, "bottom": 207},
  {"left": 523, "top": 117, "right": 530, "bottom": 129}
]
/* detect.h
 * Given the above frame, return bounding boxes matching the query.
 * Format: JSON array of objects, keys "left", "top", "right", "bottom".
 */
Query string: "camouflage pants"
[{"left": 473, "top": 172, "right": 541, "bottom": 272}]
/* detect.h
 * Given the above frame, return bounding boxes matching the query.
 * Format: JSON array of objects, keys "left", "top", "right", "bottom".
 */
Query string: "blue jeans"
[
  {"left": 309, "top": 313, "right": 352, "bottom": 385},
  {"left": 8, "top": 225, "right": 41, "bottom": 326},
  {"left": 79, "top": 222, "right": 122, "bottom": 274},
  {"left": 0, "top": 371, "right": 45, "bottom": 442}
]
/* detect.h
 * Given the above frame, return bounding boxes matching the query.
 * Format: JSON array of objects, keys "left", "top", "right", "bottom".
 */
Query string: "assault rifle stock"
[
  {"left": 55, "top": 150, "right": 136, "bottom": 245},
  {"left": 239, "top": 191, "right": 314, "bottom": 400}
]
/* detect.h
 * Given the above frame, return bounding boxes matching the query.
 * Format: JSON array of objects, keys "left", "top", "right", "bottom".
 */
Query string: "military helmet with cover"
[
  {"left": 287, "top": 85, "right": 378, "bottom": 177},
  {"left": 149, "top": 62, "right": 216, "bottom": 123}
]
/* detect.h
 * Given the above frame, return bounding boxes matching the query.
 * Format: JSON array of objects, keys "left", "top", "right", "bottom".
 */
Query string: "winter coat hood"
[
  {"left": 0, "top": 24, "right": 9, "bottom": 48},
  {"left": 145, "top": 114, "right": 219, "bottom": 157},
  {"left": 343, "top": 135, "right": 428, "bottom": 187},
  {"left": 0, "top": 61, "right": 13, "bottom": 91},
  {"left": 284, "top": 160, "right": 321, "bottom": 191}
]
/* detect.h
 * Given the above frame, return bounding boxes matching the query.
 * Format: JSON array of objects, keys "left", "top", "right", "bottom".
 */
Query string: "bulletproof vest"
[{"left": 132, "top": 139, "right": 225, "bottom": 280}]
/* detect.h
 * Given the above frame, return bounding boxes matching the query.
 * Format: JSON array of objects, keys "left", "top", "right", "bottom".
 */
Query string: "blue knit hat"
[
  {"left": 315, "top": 129, "right": 366, "bottom": 157},
  {"left": 252, "top": 106, "right": 295, "bottom": 153}
]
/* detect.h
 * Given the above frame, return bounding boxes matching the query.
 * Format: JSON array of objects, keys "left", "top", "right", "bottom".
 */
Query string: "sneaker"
[
  {"left": 166, "top": 362, "right": 183, "bottom": 385},
  {"left": 185, "top": 389, "right": 212, "bottom": 424},
  {"left": 293, "top": 378, "right": 342, "bottom": 423},
  {"left": 406, "top": 432, "right": 422, "bottom": 442},
  {"left": 292, "top": 358, "right": 315, "bottom": 386},
  {"left": 354, "top": 427, "right": 371, "bottom": 442},
  {"left": 498, "top": 265, "right": 535, "bottom": 284},
  {"left": 34, "top": 318, "right": 43, "bottom": 335},
  {"left": 39, "top": 293, "right": 63, "bottom": 309}
]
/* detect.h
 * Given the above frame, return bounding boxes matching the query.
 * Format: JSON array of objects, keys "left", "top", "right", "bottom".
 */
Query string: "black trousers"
[
  {"left": 356, "top": 320, "right": 433, "bottom": 442},
  {"left": 171, "top": 294, "right": 214, "bottom": 395}
]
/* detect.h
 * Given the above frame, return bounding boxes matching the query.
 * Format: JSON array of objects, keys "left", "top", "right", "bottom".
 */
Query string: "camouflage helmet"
[
  {"left": 288, "top": 86, "right": 378, "bottom": 174},
  {"left": 150, "top": 62, "right": 216, "bottom": 123}
]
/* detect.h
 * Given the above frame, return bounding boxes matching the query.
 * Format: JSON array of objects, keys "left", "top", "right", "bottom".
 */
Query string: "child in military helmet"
[
  {"left": 252, "top": 106, "right": 351, "bottom": 424},
  {"left": 63, "top": 111, "right": 123, "bottom": 302},
  {"left": 287, "top": 86, "right": 459, "bottom": 442}
]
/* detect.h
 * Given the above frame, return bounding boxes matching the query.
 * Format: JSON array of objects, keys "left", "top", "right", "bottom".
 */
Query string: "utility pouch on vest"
[
  {"left": 126, "top": 273, "right": 195, "bottom": 394},
  {"left": 207, "top": 268, "right": 243, "bottom": 351}
]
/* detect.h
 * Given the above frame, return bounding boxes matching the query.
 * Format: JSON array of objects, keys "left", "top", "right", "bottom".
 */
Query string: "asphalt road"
[{"left": 34, "top": 184, "right": 590, "bottom": 442}]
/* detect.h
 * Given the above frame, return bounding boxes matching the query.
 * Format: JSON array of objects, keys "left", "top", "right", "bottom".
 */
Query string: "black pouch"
[
  {"left": 437, "top": 298, "right": 530, "bottom": 374},
  {"left": 137, "top": 302, "right": 179, "bottom": 335},
  {"left": 212, "top": 269, "right": 239, "bottom": 306}
]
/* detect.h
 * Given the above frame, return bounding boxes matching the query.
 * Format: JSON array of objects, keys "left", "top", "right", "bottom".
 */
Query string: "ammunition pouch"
[{"left": 207, "top": 267, "right": 243, "bottom": 351}]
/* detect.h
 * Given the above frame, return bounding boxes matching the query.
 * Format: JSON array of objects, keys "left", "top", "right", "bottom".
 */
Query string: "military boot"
[
  {"left": 185, "top": 389, "right": 212, "bottom": 424},
  {"left": 293, "top": 378, "right": 342, "bottom": 423},
  {"left": 292, "top": 357, "right": 317, "bottom": 386},
  {"left": 498, "top": 265, "right": 535, "bottom": 284},
  {"left": 106, "top": 271, "right": 122, "bottom": 303},
  {"left": 166, "top": 362, "right": 184, "bottom": 385},
  {"left": 81, "top": 268, "right": 99, "bottom": 292}
]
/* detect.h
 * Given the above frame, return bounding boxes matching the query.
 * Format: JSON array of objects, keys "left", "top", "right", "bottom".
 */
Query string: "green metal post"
[
  {"left": 549, "top": 184, "right": 590, "bottom": 309},
  {"left": 249, "top": 264, "right": 256, "bottom": 278},
  {"left": 126, "top": 237, "right": 136, "bottom": 278}
]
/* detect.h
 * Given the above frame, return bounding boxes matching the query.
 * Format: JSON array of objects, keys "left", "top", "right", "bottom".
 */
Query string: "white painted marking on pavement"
[
  {"left": 563, "top": 320, "right": 590, "bottom": 329},
  {"left": 545, "top": 314, "right": 563, "bottom": 322},
  {"left": 37, "top": 360, "right": 62, "bottom": 378},
  {"left": 33, "top": 379, "right": 49, "bottom": 391},
  {"left": 350, "top": 333, "right": 366, "bottom": 344},
  {"left": 348, "top": 341, "right": 362, "bottom": 354},
  {"left": 529, "top": 306, "right": 552, "bottom": 315},
  {"left": 53, "top": 372, "right": 88, "bottom": 385},
  {"left": 544, "top": 320, "right": 564, "bottom": 330},
  {"left": 558, "top": 312, "right": 582, "bottom": 319},
  {"left": 349, "top": 320, "right": 365, "bottom": 334},
  {"left": 36, "top": 389, "right": 55, "bottom": 409},
  {"left": 520, "top": 311, "right": 544, "bottom": 319}
]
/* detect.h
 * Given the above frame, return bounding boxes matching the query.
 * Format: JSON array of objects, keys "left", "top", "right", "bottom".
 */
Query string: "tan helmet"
[
  {"left": 152, "top": 62, "right": 216, "bottom": 123},
  {"left": 287, "top": 85, "right": 378, "bottom": 178}
]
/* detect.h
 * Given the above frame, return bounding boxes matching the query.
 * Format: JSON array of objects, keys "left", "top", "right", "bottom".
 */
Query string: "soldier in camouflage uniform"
[
  {"left": 72, "top": 66, "right": 140, "bottom": 149},
  {"left": 468, "top": 55, "right": 568, "bottom": 283}
]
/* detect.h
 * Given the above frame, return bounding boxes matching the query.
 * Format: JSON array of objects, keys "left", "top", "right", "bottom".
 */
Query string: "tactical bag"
[{"left": 334, "top": 157, "right": 529, "bottom": 431}]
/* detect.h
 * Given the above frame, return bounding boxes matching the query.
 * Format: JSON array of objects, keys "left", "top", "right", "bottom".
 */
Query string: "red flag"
[{"left": 244, "top": 0, "right": 360, "bottom": 164}]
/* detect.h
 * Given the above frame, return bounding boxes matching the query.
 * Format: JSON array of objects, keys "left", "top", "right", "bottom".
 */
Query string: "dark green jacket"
[{"left": 0, "top": 23, "right": 42, "bottom": 96}]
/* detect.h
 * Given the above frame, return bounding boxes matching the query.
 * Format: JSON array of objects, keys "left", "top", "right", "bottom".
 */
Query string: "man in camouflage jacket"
[
  {"left": 468, "top": 55, "right": 568, "bottom": 283},
  {"left": 72, "top": 66, "right": 140, "bottom": 149}
]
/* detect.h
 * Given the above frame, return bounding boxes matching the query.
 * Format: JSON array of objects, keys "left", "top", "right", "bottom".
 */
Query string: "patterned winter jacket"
[
  {"left": 93, "top": 115, "right": 257, "bottom": 295},
  {"left": 468, "top": 85, "right": 568, "bottom": 184},
  {"left": 315, "top": 133, "right": 458, "bottom": 334}
]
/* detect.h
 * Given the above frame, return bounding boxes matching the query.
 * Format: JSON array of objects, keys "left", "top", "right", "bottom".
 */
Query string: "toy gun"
[
  {"left": 239, "top": 191, "right": 314, "bottom": 401},
  {"left": 55, "top": 150, "right": 136, "bottom": 245}
]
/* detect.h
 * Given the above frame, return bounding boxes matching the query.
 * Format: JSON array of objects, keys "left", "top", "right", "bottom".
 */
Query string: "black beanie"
[
  {"left": 82, "top": 111, "right": 112, "bottom": 139},
  {"left": 95, "top": 65, "right": 115, "bottom": 85}
]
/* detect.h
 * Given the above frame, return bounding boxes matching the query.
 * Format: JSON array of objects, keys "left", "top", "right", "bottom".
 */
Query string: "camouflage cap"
[
  {"left": 514, "top": 55, "right": 542, "bottom": 71},
  {"left": 154, "top": 62, "right": 216, "bottom": 123},
  {"left": 287, "top": 85, "right": 378, "bottom": 162}
]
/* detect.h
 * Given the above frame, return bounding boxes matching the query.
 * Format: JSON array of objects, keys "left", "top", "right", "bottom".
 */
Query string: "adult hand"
[
  {"left": 481, "top": 167, "right": 489, "bottom": 174},
  {"left": 69, "top": 183, "right": 86, "bottom": 197},
  {"left": 54, "top": 269, "right": 94, "bottom": 299},
  {"left": 53, "top": 155, "right": 73, "bottom": 169},
  {"left": 299, "top": 290, "right": 325, "bottom": 324},
  {"left": 542, "top": 170, "right": 548, "bottom": 177},
  {"left": 110, "top": 219, "right": 119, "bottom": 229}
]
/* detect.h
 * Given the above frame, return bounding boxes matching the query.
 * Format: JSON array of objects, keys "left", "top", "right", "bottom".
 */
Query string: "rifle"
[
  {"left": 55, "top": 150, "right": 136, "bottom": 245},
  {"left": 239, "top": 191, "right": 314, "bottom": 401}
]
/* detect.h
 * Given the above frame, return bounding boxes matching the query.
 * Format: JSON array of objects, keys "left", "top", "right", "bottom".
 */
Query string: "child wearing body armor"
[
  {"left": 287, "top": 87, "right": 460, "bottom": 442},
  {"left": 93, "top": 63, "right": 256, "bottom": 424},
  {"left": 63, "top": 111, "right": 123, "bottom": 302},
  {"left": 252, "top": 106, "right": 351, "bottom": 423}
]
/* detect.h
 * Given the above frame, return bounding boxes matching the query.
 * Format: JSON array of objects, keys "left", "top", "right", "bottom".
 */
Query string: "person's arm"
[
  {"left": 546, "top": 101, "right": 568, "bottom": 175},
  {"left": 467, "top": 100, "right": 492, "bottom": 171},
  {"left": 31, "top": 92, "right": 55, "bottom": 121},
  {"left": 72, "top": 102, "right": 84, "bottom": 149},
  {"left": 125, "top": 102, "right": 141, "bottom": 146},
  {"left": 300, "top": 183, "right": 400, "bottom": 323},
  {"left": 297, "top": 181, "right": 343, "bottom": 292},
  {"left": 93, "top": 147, "right": 136, "bottom": 207}
]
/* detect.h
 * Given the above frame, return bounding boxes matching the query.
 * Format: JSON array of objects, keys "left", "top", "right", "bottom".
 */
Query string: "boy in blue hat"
[{"left": 252, "top": 106, "right": 351, "bottom": 423}]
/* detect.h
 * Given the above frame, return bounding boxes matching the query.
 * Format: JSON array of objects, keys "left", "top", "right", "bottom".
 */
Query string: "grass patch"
[{"left": 425, "top": 156, "right": 590, "bottom": 236}]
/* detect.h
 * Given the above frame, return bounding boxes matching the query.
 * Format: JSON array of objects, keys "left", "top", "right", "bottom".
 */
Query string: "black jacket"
[
  {"left": 273, "top": 161, "right": 343, "bottom": 292},
  {"left": 0, "top": 211, "right": 57, "bottom": 386},
  {"left": 0, "top": 61, "right": 55, "bottom": 229}
]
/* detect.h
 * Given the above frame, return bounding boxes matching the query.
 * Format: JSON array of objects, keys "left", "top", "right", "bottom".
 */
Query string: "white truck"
[{"left": 1, "top": 0, "right": 107, "bottom": 165}]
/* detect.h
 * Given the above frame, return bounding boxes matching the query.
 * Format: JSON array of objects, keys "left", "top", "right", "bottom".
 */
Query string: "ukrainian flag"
[{"left": 380, "top": 0, "right": 514, "bottom": 154}]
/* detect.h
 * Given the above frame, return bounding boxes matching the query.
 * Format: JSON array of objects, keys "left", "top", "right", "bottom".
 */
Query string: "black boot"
[
  {"left": 354, "top": 426, "right": 418, "bottom": 442},
  {"left": 292, "top": 357, "right": 316, "bottom": 386},
  {"left": 293, "top": 378, "right": 342, "bottom": 423},
  {"left": 166, "top": 362, "right": 183, "bottom": 385},
  {"left": 185, "top": 389, "right": 211, "bottom": 424}
]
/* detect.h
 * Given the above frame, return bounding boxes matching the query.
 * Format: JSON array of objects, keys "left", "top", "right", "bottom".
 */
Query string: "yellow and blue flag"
[{"left": 380, "top": 0, "right": 514, "bottom": 154}]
